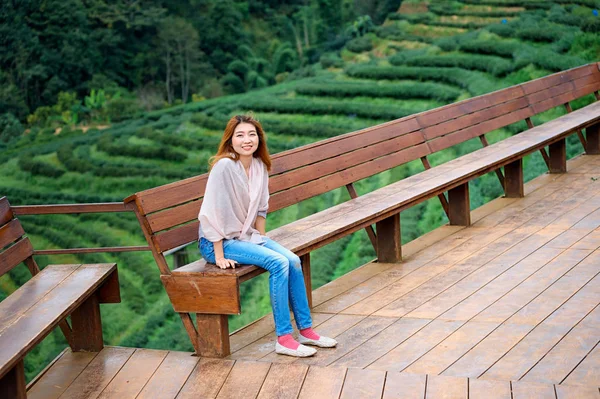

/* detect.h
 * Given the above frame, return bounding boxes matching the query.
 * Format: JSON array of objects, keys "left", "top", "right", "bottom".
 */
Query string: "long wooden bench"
[
  {"left": 125, "top": 62, "right": 600, "bottom": 357},
  {"left": 0, "top": 197, "right": 121, "bottom": 399}
]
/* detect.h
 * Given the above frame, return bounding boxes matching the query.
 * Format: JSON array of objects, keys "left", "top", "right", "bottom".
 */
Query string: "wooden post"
[
  {"left": 97, "top": 270, "right": 121, "bottom": 304},
  {"left": 70, "top": 293, "right": 104, "bottom": 352},
  {"left": 375, "top": 213, "right": 401, "bottom": 263},
  {"left": 479, "top": 135, "right": 505, "bottom": 190},
  {"left": 345, "top": 184, "right": 377, "bottom": 251},
  {"left": 0, "top": 360, "right": 26, "bottom": 399},
  {"left": 549, "top": 138, "right": 567, "bottom": 173},
  {"left": 527, "top": 118, "right": 551, "bottom": 169},
  {"left": 300, "top": 253, "right": 312, "bottom": 308},
  {"left": 586, "top": 123, "right": 600, "bottom": 155},
  {"left": 196, "top": 314, "right": 230, "bottom": 357},
  {"left": 179, "top": 313, "right": 201, "bottom": 355},
  {"left": 504, "top": 159, "right": 524, "bottom": 198},
  {"left": 563, "top": 103, "right": 587, "bottom": 151},
  {"left": 421, "top": 157, "right": 450, "bottom": 217},
  {"left": 448, "top": 183, "right": 471, "bottom": 226}
]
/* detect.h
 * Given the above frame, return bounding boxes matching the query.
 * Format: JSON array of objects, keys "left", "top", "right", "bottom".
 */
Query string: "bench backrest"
[
  {"left": 423, "top": 63, "right": 600, "bottom": 153},
  {"left": 127, "top": 116, "right": 429, "bottom": 257},
  {"left": 126, "top": 63, "right": 600, "bottom": 273},
  {"left": 0, "top": 197, "right": 39, "bottom": 277}
]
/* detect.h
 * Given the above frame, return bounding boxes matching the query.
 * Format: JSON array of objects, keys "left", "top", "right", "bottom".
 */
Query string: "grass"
[
  {"left": 439, "top": 15, "right": 514, "bottom": 24},
  {"left": 295, "top": 80, "right": 461, "bottom": 101},
  {"left": 403, "top": 22, "right": 468, "bottom": 37}
]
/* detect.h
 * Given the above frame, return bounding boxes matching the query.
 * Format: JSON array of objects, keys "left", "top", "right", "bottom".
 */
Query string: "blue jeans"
[{"left": 199, "top": 237, "right": 313, "bottom": 336}]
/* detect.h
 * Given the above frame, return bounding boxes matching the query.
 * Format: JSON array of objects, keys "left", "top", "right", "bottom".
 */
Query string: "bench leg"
[
  {"left": 586, "top": 123, "right": 600, "bottom": 155},
  {"left": 97, "top": 269, "right": 121, "bottom": 304},
  {"left": 549, "top": 138, "right": 567, "bottom": 173},
  {"left": 70, "top": 293, "right": 104, "bottom": 352},
  {"left": 301, "top": 253, "right": 312, "bottom": 308},
  {"left": 448, "top": 182, "right": 471, "bottom": 226},
  {"left": 196, "top": 314, "right": 230, "bottom": 357},
  {"left": 0, "top": 360, "right": 26, "bottom": 399},
  {"left": 504, "top": 159, "right": 524, "bottom": 198},
  {"left": 376, "top": 213, "right": 402, "bottom": 263}
]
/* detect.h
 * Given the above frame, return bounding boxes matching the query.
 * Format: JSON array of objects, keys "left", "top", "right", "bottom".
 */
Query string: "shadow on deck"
[{"left": 29, "top": 155, "right": 600, "bottom": 398}]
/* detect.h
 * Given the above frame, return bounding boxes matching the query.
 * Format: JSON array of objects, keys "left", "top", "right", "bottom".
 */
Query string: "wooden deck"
[{"left": 29, "top": 155, "right": 600, "bottom": 398}]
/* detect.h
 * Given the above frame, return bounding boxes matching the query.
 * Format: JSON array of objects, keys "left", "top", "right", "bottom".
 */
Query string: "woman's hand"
[
  {"left": 213, "top": 240, "right": 236, "bottom": 269},
  {"left": 215, "top": 257, "right": 238, "bottom": 269}
]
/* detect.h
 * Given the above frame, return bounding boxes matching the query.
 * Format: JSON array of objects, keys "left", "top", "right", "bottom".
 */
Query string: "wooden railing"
[{"left": 11, "top": 202, "right": 150, "bottom": 255}]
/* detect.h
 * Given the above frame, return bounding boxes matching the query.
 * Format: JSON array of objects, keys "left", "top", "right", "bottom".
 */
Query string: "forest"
[
  {"left": 1, "top": 0, "right": 600, "bottom": 380},
  {"left": 1, "top": 0, "right": 399, "bottom": 124}
]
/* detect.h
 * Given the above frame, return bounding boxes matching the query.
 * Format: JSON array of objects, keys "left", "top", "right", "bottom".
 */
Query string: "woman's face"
[{"left": 231, "top": 122, "right": 259, "bottom": 157}]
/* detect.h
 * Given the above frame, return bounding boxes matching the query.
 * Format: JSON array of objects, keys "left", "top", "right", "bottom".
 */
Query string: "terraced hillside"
[{"left": 2, "top": 0, "right": 599, "bottom": 379}]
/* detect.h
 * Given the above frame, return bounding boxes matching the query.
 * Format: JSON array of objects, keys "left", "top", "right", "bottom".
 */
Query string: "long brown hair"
[{"left": 209, "top": 114, "right": 272, "bottom": 171}]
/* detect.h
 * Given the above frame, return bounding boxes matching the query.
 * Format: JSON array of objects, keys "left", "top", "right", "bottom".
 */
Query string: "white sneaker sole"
[
  {"left": 298, "top": 335, "right": 338, "bottom": 348},
  {"left": 275, "top": 342, "right": 316, "bottom": 357}
]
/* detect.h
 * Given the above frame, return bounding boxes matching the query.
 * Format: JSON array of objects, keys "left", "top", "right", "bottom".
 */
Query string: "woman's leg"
[
  {"left": 200, "top": 238, "right": 294, "bottom": 337},
  {"left": 261, "top": 238, "right": 313, "bottom": 331}
]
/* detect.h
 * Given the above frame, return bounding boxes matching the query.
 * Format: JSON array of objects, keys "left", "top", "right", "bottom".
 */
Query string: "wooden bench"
[
  {"left": 0, "top": 197, "right": 120, "bottom": 399},
  {"left": 125, "top": 62, "right": 600, "bottom": 358}
]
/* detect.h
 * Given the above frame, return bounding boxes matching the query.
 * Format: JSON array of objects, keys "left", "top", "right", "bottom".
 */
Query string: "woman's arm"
[
  {"left": 213, "top": 240, "right": 237, "bottom": 269},
  {"left": 255, "top": 215, "right": 266, "bottom": 235}
]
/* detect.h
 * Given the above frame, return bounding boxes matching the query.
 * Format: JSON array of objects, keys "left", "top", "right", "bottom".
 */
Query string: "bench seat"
[
  {"left": 0, "top": 263, "right": 119, "bottom": 381},
  {"left": 0, "top": 196, "right": 121, "bottom": 398},
  {"left": 172, "top": 99, "right": 600, "bottom": 278}
]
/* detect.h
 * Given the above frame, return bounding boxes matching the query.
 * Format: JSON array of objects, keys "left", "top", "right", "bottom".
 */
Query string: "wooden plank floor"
[
  {"left": 27, "top": 347, "right": 600, "bottom": 399},
  {"left": 29, "top": 155, "right": 600, "bottom": 398}
]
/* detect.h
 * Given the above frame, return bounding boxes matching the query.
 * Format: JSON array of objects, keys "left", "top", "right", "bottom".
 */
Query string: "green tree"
[
  {"left": 221, "top": 42, "right": 297, "bottom": 94},
  {"left": 26, "top": 91, "right": 82, "bottom": 127},
  {"left": 353, "top": 0, "right": 403, "bottom": 25},
  {"left": 200, "top": 0, "right": 249, "bottom": 75},
  {"left": 0, "top": 113, "right": 24, "bottom": 144},
  {"left": 315, "top": 0, "right": 344, "bottom": 41},
  {"left": 0, "top": 0, "right": 165, "bottom": 115},
  {"left": 288, "top": 5, "right": 317, "bottom": 60},
  {"left": 0, "top": 71, "right": 29, "bottom": 120},
  {"left": 272, "top": 43, "right": 300, "bottom": 75},
  {"left": 157, "top": 17, "right": 202, "bottom": 104},
  {"left": 85, "top": 0, "right": 167, "bottom": 87},
  {"left": 0, "top": 0, "right": 94, "bottom": 111}
]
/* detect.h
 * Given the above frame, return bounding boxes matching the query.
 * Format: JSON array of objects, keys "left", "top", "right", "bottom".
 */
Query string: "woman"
[{"left": 198, "top": 114, "right": 337, "bottom": 357}]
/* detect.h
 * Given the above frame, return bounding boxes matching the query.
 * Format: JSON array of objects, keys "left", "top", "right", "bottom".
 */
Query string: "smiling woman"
[
  {"left": 232, "top": 123, "right": 259, "bottom": 161},
  {"left": 196, "top": 114, "right": 337, "bottom": 358}
]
